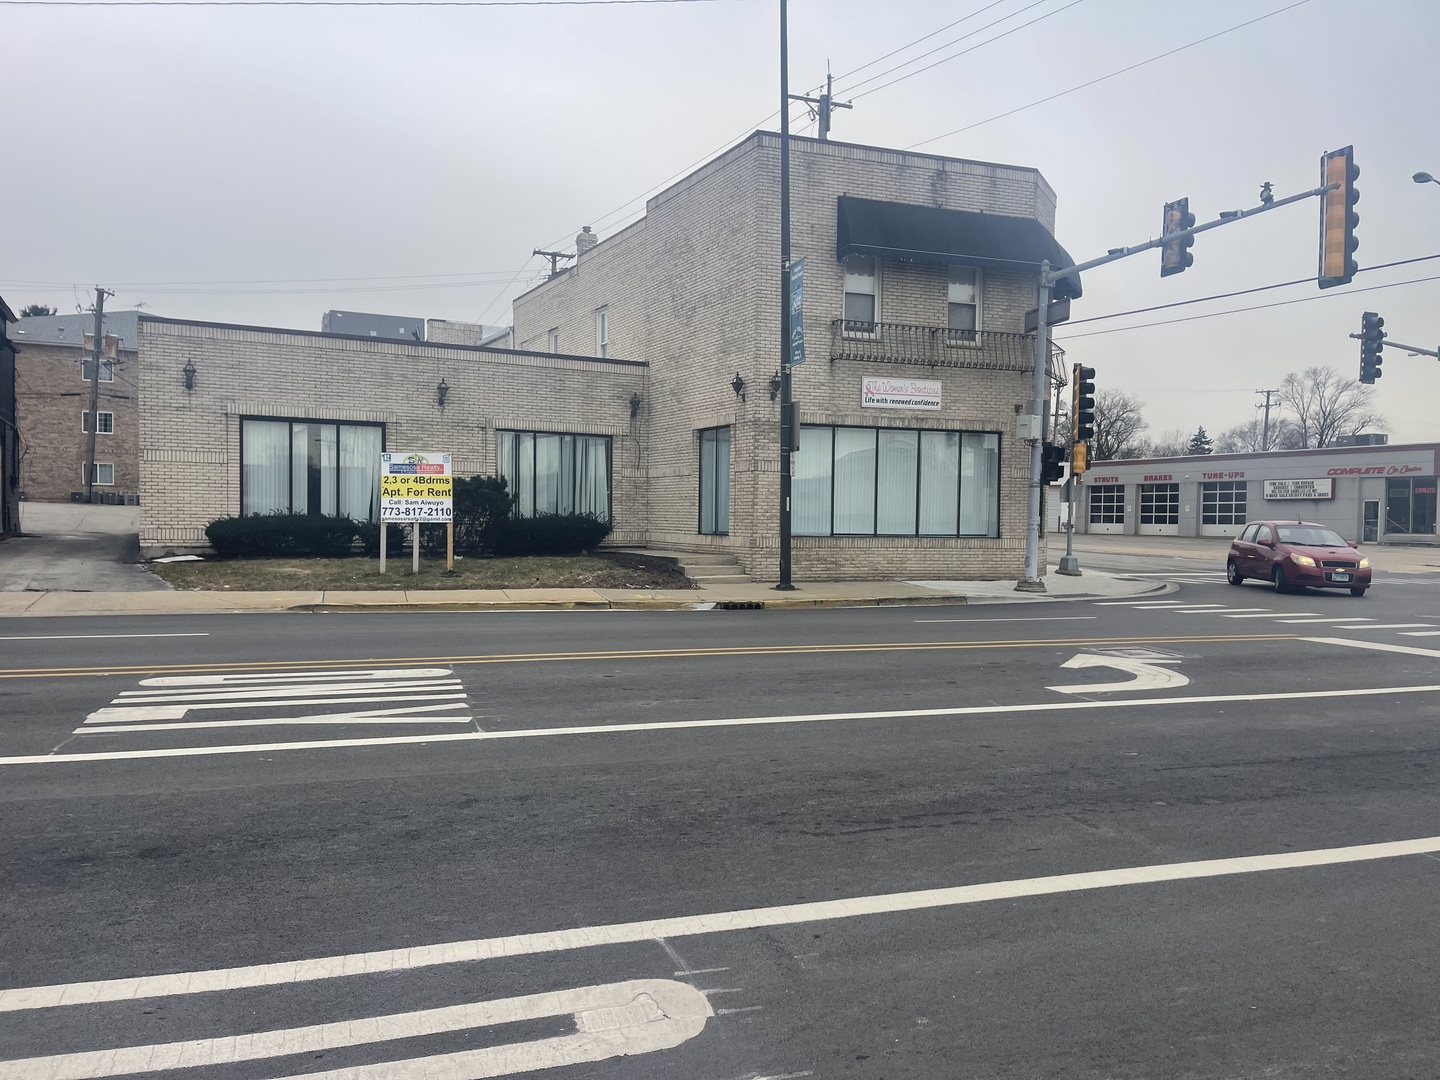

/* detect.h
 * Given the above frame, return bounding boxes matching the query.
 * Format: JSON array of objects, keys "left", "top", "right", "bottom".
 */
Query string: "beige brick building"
[
  {"left": 511, "top": 132, "right": 1078, "bottom": 581},
  {"left": 11, "top": 311, "right": 142, "bottom": 504},
  {"left": 135, "top": 134, "right": 1080, "bottom": 581}
]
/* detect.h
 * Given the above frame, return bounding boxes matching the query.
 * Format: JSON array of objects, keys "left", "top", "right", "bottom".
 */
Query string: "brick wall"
[
  {"left": 511, "top": 132, "right": 1060, "bottom": 581},
  {"left": 137, "top": 320, "right": 648, "bottom": 556},
  {"left": 14, "top": 342, "right": 140, "bottom": 502}
]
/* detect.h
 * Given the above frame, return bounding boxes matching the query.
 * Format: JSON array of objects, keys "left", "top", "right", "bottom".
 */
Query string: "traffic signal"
[
  {"left": 1359, "top": 310, "right": 1386, "bottom": 383},
  {"left": 1160, "top": 197, "right": 1196, "bottom": 277},
  {"left": 1041, "top": 443, "right": 1066, "bottom": 485},
  {"left": 1072, "top": 363, "right": 1096, "bottom": 443},
  {"left": 1319, "top": 146, "right": 1359, "bottom": 289},
  {"left": 1071, "top": 440, "right": 1088, "bottom": 476}
]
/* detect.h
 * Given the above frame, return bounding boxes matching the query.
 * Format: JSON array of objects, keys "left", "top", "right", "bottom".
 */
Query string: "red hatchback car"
[{"left": 1227, "top": 520, "right": 1372, "bottom": 596}]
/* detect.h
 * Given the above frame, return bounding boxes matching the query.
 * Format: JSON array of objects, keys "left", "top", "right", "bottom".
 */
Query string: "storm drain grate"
[{"left": 717, "top": 601, "right": 766, "bottom": 610}]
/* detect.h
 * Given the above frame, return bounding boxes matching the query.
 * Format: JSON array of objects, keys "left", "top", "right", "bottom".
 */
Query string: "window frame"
[
  {"left": 594, "top": 308, "right": 609, "bottom": 358},
  {"left": 238, "top": 416, "right": 387, "bottom": 519},
  {"left": 946, "top": 264, "right": 982, "bottom": 346},
  {"left": 794, "top": 423, "right": 1001, "bottom": 539},
  {"left": 496, "top": 428, "right": 614, "bottom": 523},
  {"left": 697, "top": 426, "right": 731, "bottom": 536},
  {"left": 842, "top": 255, "right": 880, "bottom": 339},
  {"left": 547, "top": 328, "right": 560, "bottom": 354},
  {"left": 1087, "top": 484, "right": 1125, "bottom": 525},
  {"left": 80, "top": 358, "right": 114, "bottom": 383},
  {"left": 85, "top": 462, "right": 115, "bottom": 486},
  {"left": 81, "top": 410, "right": 115, "bottom": 434},
  {"left": 1200, "top": 480, "right": 1247, "bottom": 526}
]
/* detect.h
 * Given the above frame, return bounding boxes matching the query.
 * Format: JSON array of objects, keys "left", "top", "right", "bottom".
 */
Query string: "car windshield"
[{"left": 1274, "top": 525, "right": 1349, "bottom": 547}]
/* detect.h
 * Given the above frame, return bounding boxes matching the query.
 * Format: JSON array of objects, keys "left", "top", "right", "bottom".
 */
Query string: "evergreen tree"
[{"left": 1187, "top": 426, "right": 1214, "bottom": 455}]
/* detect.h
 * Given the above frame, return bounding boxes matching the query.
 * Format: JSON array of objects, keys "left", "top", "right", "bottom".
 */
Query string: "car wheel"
[
  {"left": 1226, "top": 560, "right": 1244, "bottom": 586},
  {"left": 1272, "top": 565, "right": 1289, "bottom": 593},
  {"left": 1350, "top": 587, "right": 1367, "bottom": 597}
]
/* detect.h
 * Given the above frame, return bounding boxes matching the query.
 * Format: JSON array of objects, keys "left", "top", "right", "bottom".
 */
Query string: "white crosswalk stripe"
[
  {"left": 67, "top": 668, "right": 475, "bottom": 755},
  {"left": 1091, "top": 599, "right": 1440, "bottom": 639}
]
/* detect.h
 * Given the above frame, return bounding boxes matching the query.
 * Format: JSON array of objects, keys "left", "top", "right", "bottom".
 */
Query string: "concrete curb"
[{"left": 288, "top": 593, "right": 974, "bottom": 614}]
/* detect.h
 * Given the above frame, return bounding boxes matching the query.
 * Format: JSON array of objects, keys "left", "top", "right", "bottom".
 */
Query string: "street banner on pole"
[{"left": 788, "top": 258, "right": 805, "bottom": 366}]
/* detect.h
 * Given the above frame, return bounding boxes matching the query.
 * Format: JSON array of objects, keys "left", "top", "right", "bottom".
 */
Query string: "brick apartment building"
[
  {"left": 135, "top": 133, "right": 1080, "bottom": 581},
  {"left": 0, "top": 297, "right": 17, "bottom": 537},
  {"left": 10, "top": 310, "right": 142, "bottom": 504}
]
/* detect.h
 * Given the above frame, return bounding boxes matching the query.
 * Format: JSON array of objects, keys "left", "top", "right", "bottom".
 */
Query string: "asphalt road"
[{"left": 3, "top": 565, "right": 1440, "bottom": 1079}]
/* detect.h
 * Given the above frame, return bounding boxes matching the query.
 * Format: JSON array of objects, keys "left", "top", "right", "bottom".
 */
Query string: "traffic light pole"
[{"left": 1018, "top": 178, "right": 1341, "bottom": 592}]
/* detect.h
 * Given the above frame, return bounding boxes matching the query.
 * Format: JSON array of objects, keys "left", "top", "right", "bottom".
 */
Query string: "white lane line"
[
  {"left": 1094, "top": 601, "right": 1187, "bottom": 607},
  {"left": 85, "top": 692, "right": 470, "bottom": 721},
  {"left": 138, "top": 668, "right": 453, "bottom": 687},
  {"left": 1176, "top": 608, "right": 1270, "bottom": 615},
  {"left": 1275, "top": 618, "right": 1374, "bottom": 624},
  {"left": 77, "top": 717, "right": 477, "bottom": 734},
  {"left": 0, "top": 979, "right": 710, "bottom": 1080},
  {"left": 1220, "top": 611, "right": 1307, "bottom": 618},
  {"left": 6, "top": 835, "right": 1438, "bottom": 1012},
  {"left": 1336, "top": 624, "right": 1438, "bottom": 630},
  {"left": 1159, "top": 605, "right": 1231, "bottom": 611},
  {"left": 1401, "top": 631, "right": 1440, "bottom": 637},
  {"left": 5, "top": 682, "right": 1440, "bottom": 766},
  {"left": 913, "top": 617, "right": 1098, "bottom": 623},
  {"left": 83, "top": 702, "right": 470, "bottom": 726},
  {"left": 1302, "top": 637, "right": 1440, "bottom": 659},
  {"left": 117, "top": 680, "right": 463, "bottom": 702},
  {"left": 0, "top": 633, "right": 210, "bottom": 642}
]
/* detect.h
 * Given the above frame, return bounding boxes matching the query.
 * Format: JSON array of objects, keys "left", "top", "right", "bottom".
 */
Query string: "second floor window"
[
  {"left": 595, "top": 308, "right": 609, "bottom": 358},
  {"left": 948, "top": 265, "right": 980, "bottom": 344},
  {"left": 82, "top": 411, "right": 114, "bottom": 434},
  {"left": 80, "top": 358, "right": 114, "bottom": 383},
  {"left": 548, "top": 328, "right": 560, "bottom": 354},
  {"left": 843, "top": 255, "right": 878, "bottom": 336}
]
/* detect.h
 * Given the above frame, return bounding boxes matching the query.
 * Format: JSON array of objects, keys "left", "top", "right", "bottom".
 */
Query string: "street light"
[{"left": 1414, "top": 171, "right": 1439, "bottom": 186}]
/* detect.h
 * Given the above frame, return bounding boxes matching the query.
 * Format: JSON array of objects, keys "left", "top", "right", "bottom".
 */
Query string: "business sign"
[
  {"left": 380, "top": 452, "right": 453, "bottom": 521},
  {"left": 861, "top": 376, "right": 941, "bottom": 411},
  {"left": 788, "top": 258, "right": 806, "bottom": 367},
  {"left": 1263, "top": 477, "right": 1335, "bottom": 501}
]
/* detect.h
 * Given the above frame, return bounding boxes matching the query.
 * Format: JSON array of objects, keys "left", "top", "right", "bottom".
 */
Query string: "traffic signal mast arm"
[
  {"left": 1350, "top": 334, "right": 1439, "bottom": 358},
  {"left": 1040, "top": 181, "right": 1340, "bottom": 288}
]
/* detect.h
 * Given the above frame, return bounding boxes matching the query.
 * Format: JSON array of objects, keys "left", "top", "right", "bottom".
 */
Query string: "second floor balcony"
[{"left": 829, "top": 320, "right": 1064, "bottom": 376}]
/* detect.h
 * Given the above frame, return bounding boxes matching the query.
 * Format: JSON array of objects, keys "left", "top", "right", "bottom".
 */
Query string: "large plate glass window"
[
  {"left": 698, "top": 427, "right": 730, "bottom": 535},
  {"left": 842, "top": 255, "right": 878, "bottom": 337},
  {"left": 793, "top": 424, "right": 999, "bottom": 537},
  {"left": 1386, "top": 475, "right": 1437, "bottom": 535},
  {"left": 240, "top": 418, "right": 383, "bottom": 520},
  {"left": 947, "top": 265, "right": 980, "bottom": 345},
  {"left": 497, "top": 430, "right": 611, "bottom": 522}
]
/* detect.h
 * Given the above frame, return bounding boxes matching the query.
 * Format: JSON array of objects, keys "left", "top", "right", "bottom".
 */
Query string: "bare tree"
[
  {"left": 1137, "top": 428, "right": 1192, "bottom": 458},
  {"left": 1091, "top": 390, "right": 1149, "bottom": 461},
  {"left": 1278, "top": 366, "right": 1386, "bottom": 448}
]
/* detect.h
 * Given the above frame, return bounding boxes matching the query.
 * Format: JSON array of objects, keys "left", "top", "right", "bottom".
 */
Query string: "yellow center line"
[{"left": 0, "top": 634, "right": 1300, "bottom": 681}]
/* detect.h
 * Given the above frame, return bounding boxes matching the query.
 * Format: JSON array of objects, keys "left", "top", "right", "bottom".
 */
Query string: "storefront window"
[
  {"left": 1386, "top": 476, "right": 1437, "bottom": 535},
  {"left": 794, "top": 425, "right": 998, "bottom": 537},
  {"left": 240, "top": 418, "right": 383, "bottom": 520},
  {"left": 497, "top": 430, "right": 611, "bottom": 521}
]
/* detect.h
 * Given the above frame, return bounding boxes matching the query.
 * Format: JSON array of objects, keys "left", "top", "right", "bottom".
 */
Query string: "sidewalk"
[
  {"left": 0, "top": 564, "right": 1167, "bottom": 618},
  {"left": 1067, "top": 533, "right": 1440, "bottom": 574}
]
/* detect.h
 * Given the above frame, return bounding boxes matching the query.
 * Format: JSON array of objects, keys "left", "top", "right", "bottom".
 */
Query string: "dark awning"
[{"left": 836, "top": 196, "right": 1082, "bottom": 301}]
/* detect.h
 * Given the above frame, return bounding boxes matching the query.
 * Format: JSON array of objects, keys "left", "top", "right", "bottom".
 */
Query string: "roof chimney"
[{"left": 575, "top": 225, "right": 598, "bottom": 256}]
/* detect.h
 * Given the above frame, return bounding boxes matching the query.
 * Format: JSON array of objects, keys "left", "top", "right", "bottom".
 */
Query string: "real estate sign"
[{"left": 380, "top": 452, "right": 453, "bottom": 521}]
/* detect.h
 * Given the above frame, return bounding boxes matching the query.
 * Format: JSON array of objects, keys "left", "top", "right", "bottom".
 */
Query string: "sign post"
[{"left": 379, "top": 452, "right": 454, "bottom": 575}]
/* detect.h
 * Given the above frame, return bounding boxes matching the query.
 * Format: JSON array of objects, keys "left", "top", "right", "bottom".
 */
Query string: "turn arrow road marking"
[{"left": 1047, "top": 653, "right": 1190, "bottom": 694}]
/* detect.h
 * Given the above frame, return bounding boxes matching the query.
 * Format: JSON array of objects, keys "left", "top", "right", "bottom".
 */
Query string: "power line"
[
  {"left": 1055, "top": 272, "right": 1440, "bottom": 341},
  {"left": 6, "top": 0, "right": 728, "bottom": 6},
  {"left": 2, "top": 270, "right": 526, "bottom": 288},
  {"left": 1061, "top": 254, "right": 1440, "bottom": 329},
  {"left": 842, "top": 0, "right": 1085, "bottom": 100},
  {"left": 909, "top": 0, "right": 1313, "bottom": 148},
  {"left": 827, "top": 0, "right": 1013, "bottom": 84}
]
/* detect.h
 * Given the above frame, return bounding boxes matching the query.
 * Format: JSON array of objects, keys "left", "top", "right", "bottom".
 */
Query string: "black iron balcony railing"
[{"left": 829, "top": 320, "right": 1065, "bottom": 374}]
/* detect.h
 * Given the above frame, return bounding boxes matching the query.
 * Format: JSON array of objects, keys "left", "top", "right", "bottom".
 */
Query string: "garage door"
[
  {"left": 1138, "top": 483, "right": 1179, "bottom": 536},
  {"left": 1087, "top": 484, "right": 1126, "bottom": 535},
  {"left": 1199, "top": 480, "right": 1247, "bottom": 538}
]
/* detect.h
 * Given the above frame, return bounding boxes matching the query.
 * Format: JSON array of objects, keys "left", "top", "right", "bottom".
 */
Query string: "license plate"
[{"left": 1331, "top": 572, "right": 1352, "bottom": 582}]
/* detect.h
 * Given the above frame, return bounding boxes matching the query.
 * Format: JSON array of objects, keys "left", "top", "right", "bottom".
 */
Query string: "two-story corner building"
[
  {"left": 10, "top": 310, "right": 142, "bottom": 504},
  {"left": 512, "top": 131, "right": 1078, "bottom": 581},
  {"left": 0, "top": 297, "right": 17, "bottom": 538}
]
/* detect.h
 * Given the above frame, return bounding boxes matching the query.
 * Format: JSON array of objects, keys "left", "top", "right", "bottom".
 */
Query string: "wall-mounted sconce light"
[
  {"left": 182, "top": 360, "right": 196, "bottom": 391},
  {"left": 731, "top": 372, "right": 746, "bottom": 402},
  {"left": 768, "top": 371, "right": 782, "bottom": 401},
  {"left": 436, "top": 377, "right": 449, "bottom": 408},
  {"left": 629, "top": 392, "right": 642, "bottom": 418}
]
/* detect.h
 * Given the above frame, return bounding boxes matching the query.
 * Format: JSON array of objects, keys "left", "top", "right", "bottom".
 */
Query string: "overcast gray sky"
[{"left": 8, "top": 0, "right": 1440, "bottom": 443}]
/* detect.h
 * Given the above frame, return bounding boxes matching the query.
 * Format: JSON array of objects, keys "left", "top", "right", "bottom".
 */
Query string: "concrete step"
[
  {"left": 674, "top": 553, "right": 740, "bottom": 566},
  {"left": 688, "top": 573, "right": 753, "bottom": 585}
]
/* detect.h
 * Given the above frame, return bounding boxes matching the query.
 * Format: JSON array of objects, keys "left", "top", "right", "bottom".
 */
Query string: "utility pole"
[
  {"left": 83, "top": 287, "right": 111, "bottom": 504},
  {"left": 776, "top": 0, "right": 795, "bottom": 590},
  {"left": 1254, "top": 388, "right": 1279, "bottom": 451},
  {"left": 533, "top": 248, "right": 574, "bottom": 280},
  {"left": 792, "top": 68, "right": 853, "bottom": 141}
]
